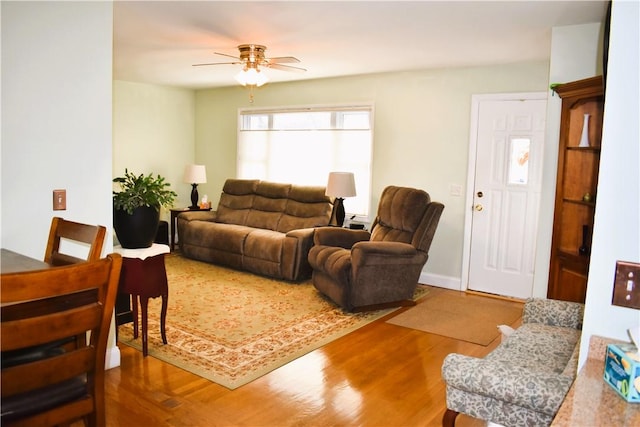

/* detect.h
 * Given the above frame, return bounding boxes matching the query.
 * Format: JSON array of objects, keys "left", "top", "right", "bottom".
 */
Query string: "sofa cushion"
[
  {"left": 289, "top": 185, "right": 329, "bottom": 204},
  {"left": 308, "top": 245, "right": 352, "bottom": 285},
  {"left": 223, "top": 178, "right": 260, "bottom": 195},
  {"left": 243, "top": 182, "right": 290, "bottom": 230},
  {"left": 215, "top": 179, "right": 259, "bottom": 225},
  {"left": 246, "top": 196, "right": 287, "bottom": 230},
  {"left": 181, "top": 220, "right": 254, "bottom": 254},
  {"left": 216, "top": 193, "right": 254, "bottom": 225},
  {"left": 255, "top": 181, "right": 291, "bottom": 198},
  {"left": 244, "top": 229, "right": 283, "bottom": 263},
  {"left": 277, "top": 185, "right": 333, "bottom": 233},
  {"left": 523, "top": 297, "right": 585, "bottom": 329},
  {"left": 486, "top": 323, "right": 580, "bottom": 375}
]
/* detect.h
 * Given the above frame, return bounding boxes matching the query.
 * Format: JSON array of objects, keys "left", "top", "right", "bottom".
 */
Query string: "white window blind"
[{"left": 237, "top": 105, "right": 373, "bottom": 216}]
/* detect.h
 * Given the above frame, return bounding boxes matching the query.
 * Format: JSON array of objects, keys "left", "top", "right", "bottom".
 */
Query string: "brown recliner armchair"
[{"left": 308, "top": 186, "right": 444, "bottom": 312}]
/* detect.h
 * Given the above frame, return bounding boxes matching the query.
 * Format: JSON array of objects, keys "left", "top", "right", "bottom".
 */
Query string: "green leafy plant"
[{"left": 113, "top": 169, "right": 177, "bottom": 214}]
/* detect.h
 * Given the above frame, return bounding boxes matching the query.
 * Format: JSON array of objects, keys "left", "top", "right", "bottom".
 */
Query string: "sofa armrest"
[
  {"left": 442, "top": 353, "right": 574, "bottom": 416},
  {"left": 313, "top": 227, "right": 371, "bottom": 249},
  {"left": 285, "top": 227, "right": 314, "bottom": 240},
  {"left": 350, "top": 241, "right": 419, "bottom": 267},
  {"left": 284, "top": 228, "right": 320, "bottom": 281},
  {"left": 177, "top": 210, "right": 217, "bottom": 223},
  {"left": 523, "top": 298, "right": 584, "bottom": 329}
]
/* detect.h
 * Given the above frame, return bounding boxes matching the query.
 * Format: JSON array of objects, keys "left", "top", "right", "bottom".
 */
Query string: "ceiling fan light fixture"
[{"left": 235, "top": 67, "right": 269, "bottom": 87}]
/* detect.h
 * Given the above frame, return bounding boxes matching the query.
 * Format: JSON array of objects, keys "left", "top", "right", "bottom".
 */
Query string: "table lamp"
[
  {"left": 183, "top": 164, "right": 207, "bottom": 209},
  {"left": 326, "top": 172, "right": 356, "bottom": 227}
]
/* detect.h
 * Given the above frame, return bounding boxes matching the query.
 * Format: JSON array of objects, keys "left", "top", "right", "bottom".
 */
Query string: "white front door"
[{"left": 466, "top": 95, "right": 547, "bottom": 299}]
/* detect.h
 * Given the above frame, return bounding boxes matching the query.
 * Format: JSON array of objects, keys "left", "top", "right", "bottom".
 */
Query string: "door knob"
[{"left": 474, "top": 204, "right": 483, "bottom": 211}]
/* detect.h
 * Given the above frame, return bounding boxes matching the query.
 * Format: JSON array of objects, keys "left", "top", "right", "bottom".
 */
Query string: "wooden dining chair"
[
  {"left": 1, "top": 253, "right": 122, "bottom": 427},
  {"left": 44, "top": 217, "right": 107, "bottom": 266}
]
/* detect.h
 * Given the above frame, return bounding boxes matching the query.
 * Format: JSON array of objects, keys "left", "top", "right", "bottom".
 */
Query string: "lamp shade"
[
  {"left": 326, "top": 172, "right": 356, "bottom": 198},
  {"left": 183, "top": 164, "right": 207, "bottom": 184}
]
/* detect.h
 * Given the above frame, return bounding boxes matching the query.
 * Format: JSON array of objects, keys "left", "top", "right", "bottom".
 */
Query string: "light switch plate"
[
  {"left": 53, "top": 189, "right": 66, "bottom": 210},
  {"left": 612, "top": 260, "right": 640, "bottom": 309}
]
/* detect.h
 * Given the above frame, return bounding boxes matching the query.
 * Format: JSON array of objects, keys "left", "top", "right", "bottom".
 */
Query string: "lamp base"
[
  {"left": 189, "top": 183, "right": 199, "bottom": 209},
  {"left": 334, "top": 198, "right": 345, "bottom": 227}
]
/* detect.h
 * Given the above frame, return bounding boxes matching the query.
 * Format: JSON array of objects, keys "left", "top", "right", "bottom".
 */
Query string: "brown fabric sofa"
[{"left": 177, "top": 179, "right": 332, "bottom": 281}]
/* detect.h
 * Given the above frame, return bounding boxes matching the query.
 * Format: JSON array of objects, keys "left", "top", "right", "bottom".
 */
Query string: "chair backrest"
[
  {"left": 1, "top": 254, "right": 122, "bottom": 427},
  {"left": 370, "top": 186, "right": 444, "bottom": 253},
  {"left": 44, "top": 217, "right": 107, "bottom": 266}
]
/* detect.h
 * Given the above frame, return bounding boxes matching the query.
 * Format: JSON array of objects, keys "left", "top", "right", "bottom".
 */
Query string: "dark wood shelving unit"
[{"left": 547, "top": 76, "right": 604, "bottom": 303}]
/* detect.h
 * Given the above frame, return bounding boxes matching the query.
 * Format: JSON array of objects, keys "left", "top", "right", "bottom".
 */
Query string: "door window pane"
[{"left": 508, "top": 138, "right": 530, "bottom": 185}]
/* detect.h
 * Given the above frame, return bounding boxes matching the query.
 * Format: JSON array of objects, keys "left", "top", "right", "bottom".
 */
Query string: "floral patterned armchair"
[{"left": 441, "top": 298, "right": 584, "bottom": 427}]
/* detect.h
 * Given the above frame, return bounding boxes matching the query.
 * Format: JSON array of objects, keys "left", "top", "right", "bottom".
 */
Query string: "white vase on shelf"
[{"left": 578, "top": 113, "right": 591, "bottom": 147}]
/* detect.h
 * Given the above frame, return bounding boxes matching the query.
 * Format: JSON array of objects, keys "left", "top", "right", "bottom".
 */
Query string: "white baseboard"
[
  {"left": 105, "top": 344, "right": 121, "bottom": 370},
  {"left": 419, "top": 271, "right": 462, "bottom": 291}
]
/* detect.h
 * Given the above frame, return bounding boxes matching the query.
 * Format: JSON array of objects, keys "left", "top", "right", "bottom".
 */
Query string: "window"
[
  {"left": 508, "top": 137, "right": 530, "bottom": 185},
  {"left": 238, "top": 105, "right": 373, "bottom": 216}
]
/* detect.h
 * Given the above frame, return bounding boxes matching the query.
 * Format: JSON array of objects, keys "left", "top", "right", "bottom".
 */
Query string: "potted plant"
[{"left": 113, "top": 169, "right": 177, "bottom": 248}]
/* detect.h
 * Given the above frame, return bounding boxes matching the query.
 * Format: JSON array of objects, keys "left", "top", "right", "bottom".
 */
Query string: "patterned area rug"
[{"left": 118, "top": 254, "right": 428, "bottom": 389}]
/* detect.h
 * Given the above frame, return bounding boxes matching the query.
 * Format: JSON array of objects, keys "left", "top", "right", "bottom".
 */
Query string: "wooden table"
[
  {"left": 1, "top": 249, "right": 52, "bottom": 315},
  {"left": 114, "top": 244, "right": 170, "bottom": 356},
  {"left": 1, "top": 248, "right": 50, "bottom": 274}
]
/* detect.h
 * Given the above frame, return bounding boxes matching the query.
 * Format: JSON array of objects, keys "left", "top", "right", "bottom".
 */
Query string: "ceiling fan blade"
[
  {"left": 266, "top": 56, "right": 300, "bottom": 64},
  {"left": 192, "top": 61, "right": 242, "bottom": 67},
  {"left": 267, "top": 63, "right": 307, "bottom": 73},
  {"left": 214, "top": 51, "right": 242, "bottom": 60}
]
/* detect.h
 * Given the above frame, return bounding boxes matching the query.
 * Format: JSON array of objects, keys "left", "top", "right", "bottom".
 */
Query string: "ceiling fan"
[{"left": 193, "top": 44, "right": 306, "bottom": 86}]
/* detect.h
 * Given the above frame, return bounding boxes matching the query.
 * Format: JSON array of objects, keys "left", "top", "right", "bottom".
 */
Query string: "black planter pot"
[{"left": 114, "top": 206, "right": 160, "bottom": 249}]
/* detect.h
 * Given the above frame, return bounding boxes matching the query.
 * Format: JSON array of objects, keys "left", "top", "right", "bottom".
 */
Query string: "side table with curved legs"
[{"left": 115, "top": 244, "right": 170, "bottom": 356}]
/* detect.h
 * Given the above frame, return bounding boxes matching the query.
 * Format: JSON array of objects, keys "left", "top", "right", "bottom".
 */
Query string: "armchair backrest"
[{"left": 370, "top": 186, "right": 444, "bottom": 253}]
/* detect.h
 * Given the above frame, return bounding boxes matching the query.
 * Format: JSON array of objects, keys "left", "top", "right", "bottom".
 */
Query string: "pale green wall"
[
  {"left": 194, "top": 61, "right": 550, "bottom": 282},
  {"left": 113, "top": 80, "right": 196, "bottom": 220}
]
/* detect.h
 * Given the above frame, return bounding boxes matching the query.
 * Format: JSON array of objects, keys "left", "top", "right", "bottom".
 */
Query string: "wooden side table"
[
  {"left": 170, "top": 207, "right": 211, "bottom": 251},
  {"left": 115, "top": 244, "right": 170, "bottom": 357}
]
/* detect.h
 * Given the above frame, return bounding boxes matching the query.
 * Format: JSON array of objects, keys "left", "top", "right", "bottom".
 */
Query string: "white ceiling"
[{"left": 113, "top": 1, "right": 607, "bottom": 90}]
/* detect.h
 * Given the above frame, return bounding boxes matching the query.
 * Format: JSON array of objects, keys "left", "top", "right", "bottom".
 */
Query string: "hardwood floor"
[{"left": 103, "top": 287, "right": 523, "bottom": 426}]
